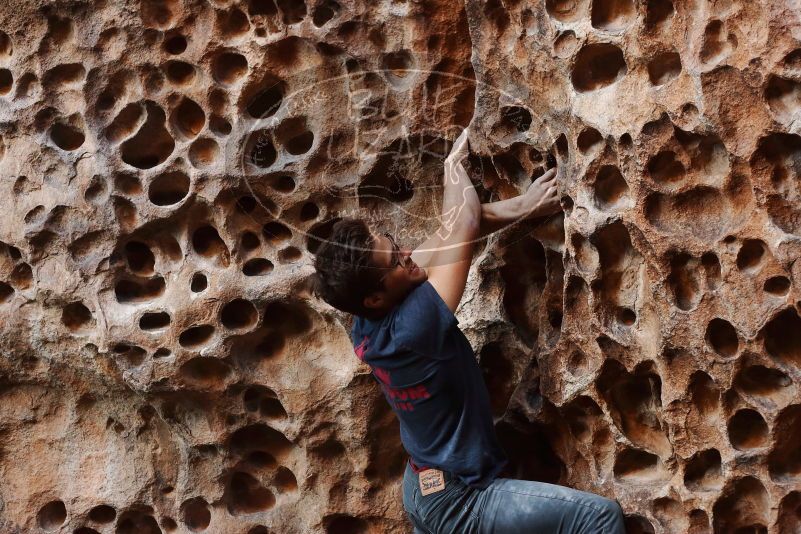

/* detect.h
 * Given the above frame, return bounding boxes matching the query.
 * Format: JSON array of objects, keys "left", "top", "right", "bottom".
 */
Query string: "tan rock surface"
[{"left": 1, "top": 0, "right": 800, "bottom": 532}]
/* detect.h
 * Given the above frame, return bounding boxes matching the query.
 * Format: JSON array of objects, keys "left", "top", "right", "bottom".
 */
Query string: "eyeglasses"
[{"left": 379, "top": 232, "right": 403, "bottom": 282}]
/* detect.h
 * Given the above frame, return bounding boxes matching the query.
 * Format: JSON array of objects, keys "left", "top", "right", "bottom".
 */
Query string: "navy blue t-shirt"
[{"left": 350, "top": 280, "right": 508, "bottom": 489}]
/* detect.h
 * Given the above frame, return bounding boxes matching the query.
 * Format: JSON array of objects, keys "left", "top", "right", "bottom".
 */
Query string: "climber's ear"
[{"left": 363, "top": 291, "right": 386, "bottom": 311}]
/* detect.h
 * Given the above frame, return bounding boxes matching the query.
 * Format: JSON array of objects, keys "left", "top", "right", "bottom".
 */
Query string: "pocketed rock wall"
[{"left": 0, "top": 0, "right": 800, "bottom": 532}]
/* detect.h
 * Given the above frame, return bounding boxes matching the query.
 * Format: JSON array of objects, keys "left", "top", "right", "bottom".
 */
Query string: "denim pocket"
[{"left": 417, "top": 478, "right": 470, "bottom": 528}]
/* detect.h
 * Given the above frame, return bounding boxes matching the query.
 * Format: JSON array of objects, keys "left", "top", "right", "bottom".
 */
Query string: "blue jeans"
[{"left": 402, "top": 461, "right": 625, "bottom": 533}]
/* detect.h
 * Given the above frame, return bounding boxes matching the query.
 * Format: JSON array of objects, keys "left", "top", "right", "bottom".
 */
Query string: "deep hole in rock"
[
  {"left": 225, "top": 471, "right": 276, "bottom": 515},
  {"left": 684, "top": 449, "right": 723, "bottom": 491},
  {"left": 735, "top": 364, "right": 792, "bottom": 402},
  {"left": 736, "top": 239, "right": 766, "bottom": 273},
  {"left": 88, "top": 504, "right": 116, "bottom": 523},
  {"left": 61, "top": 302, "right": 92, "bottom": 331},
  {"left": 114, "top": 343, "right": 147, "bottom": 366},
  {"left": 300, "top": 202, "right": 319, "bottom": 221},
  {"left": 647, "top": 52, "right": 682, "bottom": 86},
  {"left": 248, "top": 0, "right": 278, "bottom": 16},
  {"left": 114, "top": 276, "right": 166, "bottom": 304},
  {"left": 269, "top": 175, "right": 295, "bottom": 193},
  {"left": 613, "top": 448, "right": 664, "bottom": 483},
  {"left": 728, "top": 409, "right": 769, "bottom": 450},
  {"left": 115, "top": 173, "right": 142, "bottom": 195},
  {"left": 382, "top": 50, "right": 414, "bottom": 87},
  {"left": 668, "top": 253, "right": 700, "bottom": 311},
  {"left": 115, "top": 510, "right": 162, "bottom": 534},
  {"left": 246, "top": 83, "right": 284, "bottom": 119},
  {"left": 276, "top": 0, "right": 306, "bottom": 24},
  {"left": 179, "top": 357, "right": 231, "bottom": 385},
  {"left": 191, "top": 272, "right": 207, "bottom": 292},
  {"left": 148, "top": 171, "right": 190, "bottom": 206},
  {"left": 324, "top": 514, "right": 368, "bottom": 534},
  {"left": 161, "top": 517, "right": 178, "bottom": 531},
  {"left": 274, "top": 466, "right": 297, "bottom": 492},
  {"left": 572, "top": 43, "right": 627, "bottom": 92},
  {"left": 50, "top": 122, "right": 85, "bottom": 151},
  {"left": 478, "top": 343, "right": 515, "bottom": 417},
  {"left": 647, "top": 151, "right": 685, "bottom": 183},
  {"left": 262, "top": 221, "right": 292, "bottom": 244},
  {"left": 762, "top": 307, "right": 801, "bottom": 366},
  {"left": 596, "top": 360, "right": 670, "bottom": 456},
  {"left": 768, "top": 405, "right": 801, "bottom": 481},
  {"left": 37, "top": 500, "right": 67, "bottom": 530},
  {"left": 192, "top": 226, "right": 229, "bottom": 262},
  {"left": 624, "top": 515, "right": 656, "bottom": 534},
  {"left": 218, "top": 7, "right": 250, "bottom": 38},
  {"left": 591, "top": 0, "right": 635, "bottom": 30},
  {"left": 165, "top": 60, "right": 195, "bottom": 85},
  {"left": 578, "top": 127, "right": 603, "bottom": 153},
  {"left": 189, "top": 138, "right": 219, "bottom": 168},
  {"left": 139, "top": 311, "right": 170, "bottom": 331},
  {"left": 43, "top": 63, "right": 86, "bottom": 88},
  {"left": 617, "top": 307, "right": 636, "bottom": 325},
  {"left": 701, "top": 252, "right": 721, "bottom": 289},
  {"left": 706, "top": 318, "right": 739, "bottom": 358},
  {"left": 180, "top": 497, "right": 210, "bottom": 531},
  {"left": 278, "top": 246, "right": 301, "bottom": 263},
  {"left": 220, "top": 298, "right": 258, "bottom": 330},
  {"left": 0, "top": 281, "right": 14, "bottom": 302},
  {"left": 777, "top": 492, "right": 801, "bottom": 533},
  {"left": 275, "top": 116, "right": 314, "bottom": 155},
  {"left": 764, "top": 275, "right": 791, "bottom": 296},
  {"left": 178, "top": 325, "right": 215, "bottom": 348},
  {"left": 311, "top": 439, "right": 345, "bottom": 459},
  {"left": 496, "top": 421, "right": 564, "bottom": 483},
  {"left": 500, "top": 235, "right": 547, "bottom": 346},
  {"left": 247, "top": 131, "right": 277, "bottom": 168},
  {"left": 163, "top": 33, "right": 187, "bottom": 54},
  {"left": 121, "top": 102, "right": 175, "bottom": 169},
  {"left": 712, "top": 476, "right": 769, "bottom": 533},
  {"left": 312, "top": 0, "right": 339, "bottom": 26},
  {"left": 212, "top": 52, "right": 248, "bottom": 85},
  {"left": 645, "top": 0, "right": 673, "bottom": 27},
  {"left": 125, "top": 241, "right": 155, "bottom": 275},
  {"left": 243, "top": 258, "right": 274, "bottom": 276},
  {"left": 171, "top": 98, "right": 205, "bottom": 140},
  {"left": 230, "top": 423, "right": 294, "bottom": 457},
  {"left": 545, "top": 0, "right": 582, "bottom": 22},
  {"left": 593, "top": 165, "right": 628, "bottom": 209},
  {"left": 260, "top": 396, "right": 287, "bottom": 419},
  {"left": 0, "top": 30, "right": 11, "bottom": 58},
  {"left": 689, "top": 371, "right": 720, "bottom": 415},
  {"left": 500, "top": 106, "right": 533, "bottom": 133},
  {"left": 240, "top": 231, "right": 260, "bottom": 250},
  {"left": 764, "top": 75, "right": 801, "bottom": 120},
  {"left": 209, "top": 115, "right": 232, "bottom": 136},
  {"left": 0, "top": 69, "right": 12, "bottom": 95},
  {"left": 105, "top": 102, "right": 145, "bottom": 144}
]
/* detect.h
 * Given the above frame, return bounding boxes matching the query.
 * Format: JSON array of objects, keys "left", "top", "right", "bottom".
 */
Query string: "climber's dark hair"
[{"left": 312, "top": 218, "right": 383, "bottom": 318}]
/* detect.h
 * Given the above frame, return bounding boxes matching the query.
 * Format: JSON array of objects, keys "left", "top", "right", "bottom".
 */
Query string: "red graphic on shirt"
[{"left": 353, "top": 335, "right": 431, "bottom": 412}]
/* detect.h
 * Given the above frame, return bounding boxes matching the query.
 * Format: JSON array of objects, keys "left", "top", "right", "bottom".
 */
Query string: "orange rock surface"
[{"left": 1, "top": 0, "right": 800, "bottom": 532}]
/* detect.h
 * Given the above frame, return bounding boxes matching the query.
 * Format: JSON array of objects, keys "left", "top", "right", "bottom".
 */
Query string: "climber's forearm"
[{"left": 478, "top": 196, "right": 526, "bottom": 238}]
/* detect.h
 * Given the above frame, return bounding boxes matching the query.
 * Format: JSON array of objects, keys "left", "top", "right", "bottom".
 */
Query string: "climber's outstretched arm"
[
  {"left": 411, "top": 127, "right": 480, "bottom": 312},
  {"left": 477, "top": 168, "right": 561, "bottom": 238}
]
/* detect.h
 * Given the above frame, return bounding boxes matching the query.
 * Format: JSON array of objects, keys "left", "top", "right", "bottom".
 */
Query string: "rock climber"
[{"left": 311, "top": 126, "right": 626, "bottom": 533}]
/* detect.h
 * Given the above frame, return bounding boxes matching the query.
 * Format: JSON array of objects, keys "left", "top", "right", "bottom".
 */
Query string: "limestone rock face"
[{"left": 0, "top": 0, "right": 800, "bottom": 532}]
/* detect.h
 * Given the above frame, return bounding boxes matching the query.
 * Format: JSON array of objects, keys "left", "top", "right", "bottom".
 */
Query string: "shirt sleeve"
[{"left": 394, "top": 280, "right": 458, "bottom": 359}]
